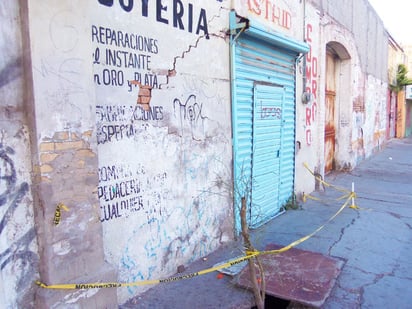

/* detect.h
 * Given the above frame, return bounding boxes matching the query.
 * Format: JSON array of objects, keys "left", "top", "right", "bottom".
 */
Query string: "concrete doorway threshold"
[{"left": 235, "top": 244, "right": 344, "bottom": 308}]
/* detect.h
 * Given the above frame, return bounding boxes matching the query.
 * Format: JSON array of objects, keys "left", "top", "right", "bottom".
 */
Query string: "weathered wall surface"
[
  {"left": 233, "top": 0, "right": 304, "bottom": 38},
  {"left": 0, "top": 2, "right": 39, "bottom": 308},
  {"left": 23, "top": 1, "right": 117, "bottom": 307},
  {"left": 294, "top": 0, "right": 389, "bottom": 196},
  {"left": 0, "top": 1, "right": 39, "bottom": 308},
  {"left": 295, "top": 3, "right": 321, "bottom": 195},
  {"left": 363, "top": 74, "right": 387, "bottom": 155},
  {"left": 91, "top": 1, "right": 234, "bottom": 303}
]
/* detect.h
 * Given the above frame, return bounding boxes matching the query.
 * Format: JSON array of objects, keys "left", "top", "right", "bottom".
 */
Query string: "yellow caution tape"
[
  {"left": 303, "top": 163, "right": 350, "bottom": 194},
  {"left": 38, "top": 163, "right": 360, "bottom": 290},
  {"left": 36, "top": 193, "right": 356, "bottom": 290},
  {"left": 303, "top": 193, "right": 321, "bottom": 202},
  {"left": 35, "top": 252, "right": 260, "bottom": 289},
  {"left": 263, "top": 193, "right": 354, "bottom": 256},
  {"left": 302, "top": 163, "right": 364, "bottom": 211},
  {"left": 53, "top": 203, "right": 70, "bottom": 226},
  {"left": 303, "top": 192, "right": 351, "bottom": 204}
]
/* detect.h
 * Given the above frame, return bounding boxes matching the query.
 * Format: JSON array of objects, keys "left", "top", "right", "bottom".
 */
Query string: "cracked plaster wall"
[
  {"left": 91, "top": 1, "right": 233, "bottom": 304},
  {"left": 22, "top": 1, "right": 117, "bottom": 307}
]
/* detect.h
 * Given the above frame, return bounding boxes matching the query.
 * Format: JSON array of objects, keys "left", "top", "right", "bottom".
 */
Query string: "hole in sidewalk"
[{"left": 251, "top": 295, "right": 290, "bottom": 309}]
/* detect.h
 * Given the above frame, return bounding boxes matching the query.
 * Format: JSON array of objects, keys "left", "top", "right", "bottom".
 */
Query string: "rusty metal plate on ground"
[{"left": 235, "top": 244, "right": 344, "bottom": 308}]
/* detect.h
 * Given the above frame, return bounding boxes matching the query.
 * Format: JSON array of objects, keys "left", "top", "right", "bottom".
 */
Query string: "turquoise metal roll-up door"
[
  {"left": 251, "top": 83, "right": 284, "bottom": 227},
  {"left": 230, "top": 12, "right": 308, "bottom": 231}
]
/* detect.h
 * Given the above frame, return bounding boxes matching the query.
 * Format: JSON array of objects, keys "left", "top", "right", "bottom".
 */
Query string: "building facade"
[
  {"left": 399, "top": 44, "right": 412, "bottom": 137},
  {"left": 0, "top": 0, "right": 390, "bottom": 307}
]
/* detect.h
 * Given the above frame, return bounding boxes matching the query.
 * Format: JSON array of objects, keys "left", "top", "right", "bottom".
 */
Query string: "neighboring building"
[
  {"left": 387, "top": 35, "right": 406, "bottom": 139},
  {"left": 404, "top": 85, "right": 412, "bottom": 136},
  {"left": 388, "top": 42, "right": 412, "bottom": 138},
  {"left": 404, "top": 45, "right": 412, "bottom": 80},
  {"left": 401, "top": 45, "right": 412, "bottom": 137},
  {"left": 0, "top": 0, "right": 390, "bottom": 307}
]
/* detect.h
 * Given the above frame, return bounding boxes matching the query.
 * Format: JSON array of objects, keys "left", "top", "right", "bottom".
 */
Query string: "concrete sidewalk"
[{"left": 121, "top": 137, "right": 412, "bottom": 308}]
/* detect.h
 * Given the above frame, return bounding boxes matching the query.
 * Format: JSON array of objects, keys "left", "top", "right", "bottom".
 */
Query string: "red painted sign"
[
  {"left": 305, "top": 24, "right": 318, "bottom": 145},
  {"left": 248, "top": 0, "right": 292, "bottom": 30}
]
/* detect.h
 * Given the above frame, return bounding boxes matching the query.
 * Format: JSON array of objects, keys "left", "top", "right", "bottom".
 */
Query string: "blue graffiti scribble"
[{"left": 0, "top": 144, "right": 38, "bottom": 307}]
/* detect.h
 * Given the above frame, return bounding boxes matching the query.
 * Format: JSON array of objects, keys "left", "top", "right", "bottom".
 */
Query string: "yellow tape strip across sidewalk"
[
  {"left": 303, "top": 162, "right": 350, "bottom": 194},
  {"left": 36, "top": 190, "right": 356, "bottom": 290},
  {"left": 35, "top": 252, "right": 260, "bottom": 289}
]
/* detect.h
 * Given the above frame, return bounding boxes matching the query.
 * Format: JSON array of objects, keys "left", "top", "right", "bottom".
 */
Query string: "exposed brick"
[
  {"left": 33, "top": 165, "right": 41, "bottom": 173},
  {"left": 82, "top": 130, "right": 93, "bottom": 138},
  {"left": 138, "top": 96, "right": 151, "bottom": 104},
  {"left": 70, "top": 132, "right": 80, "bottom": 140},
  {"left": 75, "top": 160, "right": 85, "bottom": 169},
  {"left": 53, "top": 131, "right": 69, "bottom": 141},
  {"left": 139, "top": 88, "right": 151, "bottom": 96},
  {"left": 54, "top": 141, "right": 84, "bottom": 151},
  {"left": 40, "top": 164, "right": 53, "bottom": 174},
  {"left": 39, "top": 142, "right": 55, "bottom": 152},
  {"left": 40, "top": 176, "right": 51, "bottom": 182},
  {"left": 40, "top": 153, "right": 59, "bottom": 164},
  {"left": 75, "top": 149, "right": 96, "bottom": 158},
  {"left": 137, "top": 84, "right": 152, "bottom": 105},
  {"left": 139, "top": 103, "right": 150, "bottom": 111}
]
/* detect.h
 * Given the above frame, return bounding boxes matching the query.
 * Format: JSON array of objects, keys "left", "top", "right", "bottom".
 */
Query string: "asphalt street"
[{"left": 122, "top": 136, "right": 412, "bottom": 308}]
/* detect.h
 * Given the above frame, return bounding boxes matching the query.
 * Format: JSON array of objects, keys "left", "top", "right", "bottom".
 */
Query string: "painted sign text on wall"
[
  {"left": 92, "top": 25, "right": 161, "bottom": 91},
  {"left": 305, "top": 24, "right": 318, "bottom": 146},
  {"left": 97, "top": 0, "right": 210, "bottom": 39},
  {"left": 247, "top": 0, "right": 291, "bottom": 29},
  {"left": 98, "top": 163, "right": 168, "bottom": 222},
  {"left": 96, "top": 104, "right": 164, "bottom": 144}
]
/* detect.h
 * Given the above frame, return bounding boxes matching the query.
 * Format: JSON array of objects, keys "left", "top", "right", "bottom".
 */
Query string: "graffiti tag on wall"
[
  {"left": 305, "top": 23, "right": 318, "bottom": 146},
  {"left": 0, "top": 144, "right": 38, "bottom": 302},
  {"left": 173, "top": 94, "right": 209, "bottom": 140}
]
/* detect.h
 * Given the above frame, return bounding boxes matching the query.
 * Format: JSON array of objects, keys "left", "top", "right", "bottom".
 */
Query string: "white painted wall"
[
  {"left": 28, "top": 1, "right": 97, "bottom": 135},
  {"left": 364, "top": 74, "right": 388, "bottom": 155},
  {"left": 295, "top": 3, "right": 321, "bottom": 196},
  {"left": 90, "top": 1, "right": 234, "bottom": 303}
]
